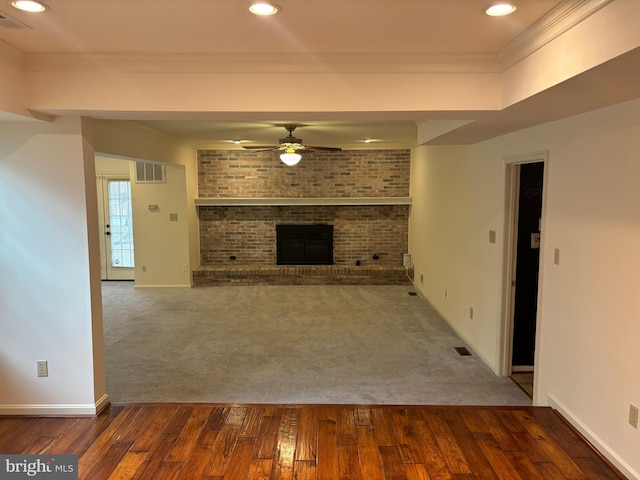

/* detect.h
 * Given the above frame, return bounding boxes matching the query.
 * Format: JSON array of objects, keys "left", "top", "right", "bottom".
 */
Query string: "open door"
[
  {"left": 511, "top": 162, "right": 544, "bottom": 368},
  {"left": 506, "top": 161, "right": 544, "bottom": 397}
]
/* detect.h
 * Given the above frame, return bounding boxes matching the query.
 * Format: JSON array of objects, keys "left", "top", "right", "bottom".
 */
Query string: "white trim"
[
  {"left": 499, "top": 0, "right": 614, "bottom": 68},
  {"left": 24, "top": 52, "right": 502, "bottom": 74},
  {"left": 0, "top": 394, "right": 110, "bottom": 417},
  {"left": 498, "top": 151, "right": 548, "bottom": 394},
  {"left": 549, "top": 394, "right": 640, "bottom": 480},
  {"left": 195, "top": 197, "right": 412, "bottom": 207}
]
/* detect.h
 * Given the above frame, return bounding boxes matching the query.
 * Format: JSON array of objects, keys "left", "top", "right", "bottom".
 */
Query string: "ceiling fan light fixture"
[
  {"left": 280, "top": 149, "right": 301, "bottom": 166},
  {"left": 484, "top": 3, "right": 517, "bottom": 16},
  {"left": 11, "top": 0, "right": 48, "bottom": 12},
  {"left": 249, "top": 2, "right": 279, "bottom": 16}
]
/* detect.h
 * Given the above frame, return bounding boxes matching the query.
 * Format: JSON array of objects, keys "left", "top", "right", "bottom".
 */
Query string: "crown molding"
[
  {"left": 499, "top": 0, "right": 614, "bottom": 69},
  {"left": 24, "top": 52, "right": 502, "bottom": 75}
]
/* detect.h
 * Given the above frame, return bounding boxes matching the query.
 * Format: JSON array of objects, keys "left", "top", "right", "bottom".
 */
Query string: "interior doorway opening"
[{"left": 501, "top": 152, "right": 547, "bottom": 401}]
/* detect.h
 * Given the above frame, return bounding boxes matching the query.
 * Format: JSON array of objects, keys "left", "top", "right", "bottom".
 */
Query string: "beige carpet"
[{"left": 102, "top": 282, "right": 531, "bottom": 406}]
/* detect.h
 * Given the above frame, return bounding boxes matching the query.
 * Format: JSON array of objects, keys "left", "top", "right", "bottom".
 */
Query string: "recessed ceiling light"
[
  {"left": 484, "top": 3, "right": 517, "bottom": 16},
  {"left": 249, "top": 2, "right": 280, "bottom": 16},
  {"left": 363, "top": 138, "right": 375, "bottom": 144},
  {"left": 11, "top": 0, "right": 48, "bottom": 12}
]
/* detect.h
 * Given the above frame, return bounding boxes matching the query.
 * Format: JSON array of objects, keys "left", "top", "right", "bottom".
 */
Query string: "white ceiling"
[{"left": 2, "top": 0, "right": 639, "bottom": 148}]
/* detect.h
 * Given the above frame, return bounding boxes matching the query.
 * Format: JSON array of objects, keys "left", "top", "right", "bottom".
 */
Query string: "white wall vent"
[
  {"left": 135, "top": 161, "right": 165, "bottom": 183},
  {"left": 0, "top": 11, "right": 31, "bottom": 29}
]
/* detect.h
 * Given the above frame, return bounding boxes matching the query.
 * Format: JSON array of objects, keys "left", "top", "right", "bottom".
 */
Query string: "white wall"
[
  {"left": 93, "top": 122, "right": 198, "bottom": 288},
  {"left": 0, "top": 116, "right": 107, "bottom": 415},
  {"left": 409, "top": 98, "right": 640, "bottom": 478},
  {"left": 131, "top": 163, "right": 191, "bottom": 288}
]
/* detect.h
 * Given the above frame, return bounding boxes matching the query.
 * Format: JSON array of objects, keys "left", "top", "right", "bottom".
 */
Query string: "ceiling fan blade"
[{"left": 305, "top": 146, "right": 342, "bottom": 152}]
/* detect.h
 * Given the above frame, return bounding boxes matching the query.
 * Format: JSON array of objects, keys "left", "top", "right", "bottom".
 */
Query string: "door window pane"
[{"left": 108, "top": 180, "right": 135, "bottom": 268}]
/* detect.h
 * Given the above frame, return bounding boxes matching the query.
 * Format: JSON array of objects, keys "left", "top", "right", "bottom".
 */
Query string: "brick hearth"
[{"left": 193, "top": 265, "right": 413, "bottom": 286}]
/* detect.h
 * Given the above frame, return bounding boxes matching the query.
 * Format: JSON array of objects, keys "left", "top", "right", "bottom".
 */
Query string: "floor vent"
[
  {"left": 454, "top": 346, "right": 472, "bottom": 356},
  {"left": 408, "top": 291, "right": 418, "bottom": 296}
]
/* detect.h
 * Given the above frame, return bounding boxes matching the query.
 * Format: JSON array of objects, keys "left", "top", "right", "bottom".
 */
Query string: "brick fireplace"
[{"left": 194, "top": 149, "right": 412, "bottom": 285}]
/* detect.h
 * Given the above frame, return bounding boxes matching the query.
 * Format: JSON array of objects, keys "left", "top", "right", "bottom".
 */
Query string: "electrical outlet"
[
  {"left": 37, "top": 360, "right": 48, "bottom": 377},
  {"left": 629, "top": 404, "right": 639, "bottom": 428},
  {"left": 554, "top": 248, "right": 560, "bottom": 265},
  {"left": 420, "top": 272, "right": 424, "bottom": 283},
  {"left": 470, "top": 307, "right": 474, "bottom": 320},
  {"left": 444, "top": 288, "right": 448, "bottom": 298},
  {"left": 142, "top": 265, "right": 147, "bottom": 272}
]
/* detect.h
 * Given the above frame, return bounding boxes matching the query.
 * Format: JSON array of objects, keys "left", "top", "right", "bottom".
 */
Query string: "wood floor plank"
[
  {"left": 444, "top": 410, "right": 498, "bottom": 480},
  {"left": 129, "top": 406, "right": 179, "bottom": 452},
  {"left": 371, "top": 408, "right": 399, "bottom": 446},
  {"left": 131, "top": 433, "right": 178, "bottom": 480},
  {"left": 270, "top": 408, "right": 299, "bottom": 480},
  {"left": 0, "top": 404, "right": 625, "bottom": 480},
  {"left": 248, "top": 459, "right": 275, "bottom": 480},
  {"left": 404, "top": 463, "right": 433, "bottom": 480},
  {"left": 414, "top": 420, "right": 452, "bottom": 479},
  {"left": 354, "top": 408, "right": 372, "bottom": 426},
  {"left": 512, "top": 410, "right": 586, "bottom": 479},
  {"left": 336, "top": 408, "right": 357, "bottom": 447},
  {"left": 107, "top": 451, "right": 148, "bottom": 480},
  {"left": 474, "top": 432, "right": 523, "bottom": 480},
  {"left": 177, "top": 429, "right": 219, "bottom": 480},
  {"left": 422, "top": 410, "right": 472, "bottom": 475},
  {"left": 477, "top": 410, "right": 521, "bottom": 452},
  {"left": 355, "top": 425, "right": 386, "bottom": 480},
  {"left": 240, "top": 406, "right": 265, "bottom": 437},
  {"left": 338, "top": 445, "right": 364, "bottom": 480},
  {"left": 80, "top": 440, "right": 134, "bottom": 480},
  {"left": 166, "top": 406, "right": 212, "bottom": 463},
  {"left": 390, "top": 408, "right": 424, "bottom": 464},
  {"left": 221, "top": 437, "right": 256, "bottom": 480},
  {"left": 316, "top": 408, "right": 339, "bottom": 480},
  {"left": 203, "top": 423, "right": 240, "bottom": 477},
  {"left": 295, "top": 407, "right": 318, "bottom": 461},
  {"left": 254, "top": 414, "right": 283, "bottom": 459},
  {"left": 379, "top": 445, "right": 409, "bottom": 480}
]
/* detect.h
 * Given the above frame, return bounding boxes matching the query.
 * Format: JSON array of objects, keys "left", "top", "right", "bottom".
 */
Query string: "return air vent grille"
[
  {"left": 454, "top": 346, "right": 472, "bottom": 356},
  {"left": 135, "top": 161, "right": 165, "bottom": 183},
  {"left": 0, "top": 11, "right": 31, "bottom": 29}
]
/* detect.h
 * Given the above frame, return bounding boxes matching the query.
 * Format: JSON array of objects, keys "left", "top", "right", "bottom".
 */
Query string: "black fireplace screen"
[{"left": 276, "top": 224, "right": 334, "bottom": 265}]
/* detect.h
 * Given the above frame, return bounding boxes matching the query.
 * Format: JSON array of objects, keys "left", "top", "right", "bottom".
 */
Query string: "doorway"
[
  {"left": 97, "top": 176, "right": 135, "bottom": 280},
  {"left": 504, "top": 157, "right": 545, "bottom": 398}
]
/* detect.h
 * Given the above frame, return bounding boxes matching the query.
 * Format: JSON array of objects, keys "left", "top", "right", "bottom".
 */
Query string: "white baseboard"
[
  {"left": 0, "top": 393, "right": 110, "bottom": 417},
  {"left": 548, "top": 393, "right": 639, "bottom": 480}
]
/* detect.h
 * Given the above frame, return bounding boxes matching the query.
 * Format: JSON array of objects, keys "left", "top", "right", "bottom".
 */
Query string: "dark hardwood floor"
[{"left": 0, "top": 404, "right": 625, "bottom": 479}]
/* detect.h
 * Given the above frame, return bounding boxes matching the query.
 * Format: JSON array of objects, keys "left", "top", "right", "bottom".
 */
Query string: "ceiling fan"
[{"left": 242, "top": 124, "right": 342, "bottom": 166}]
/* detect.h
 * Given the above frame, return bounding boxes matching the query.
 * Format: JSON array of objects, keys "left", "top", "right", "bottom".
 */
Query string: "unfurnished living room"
[{"left": 1, "top": 0, "right": 640, "bottom": 479}]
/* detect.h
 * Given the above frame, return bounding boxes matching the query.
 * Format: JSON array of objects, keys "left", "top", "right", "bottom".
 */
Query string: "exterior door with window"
[{"left": 97, "top": 176, "right": 135, "bottom": 280}]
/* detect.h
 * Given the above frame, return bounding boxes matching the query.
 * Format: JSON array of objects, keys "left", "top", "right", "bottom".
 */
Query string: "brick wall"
[
  {"left": 198, "top": 150, "right": 410, "bottom": 198},
  {"left": 197, "top": 149, "right": 411, "bottom": 268},
  {"left": 199, "top": 205, "right": 409, "bottom": 266}
]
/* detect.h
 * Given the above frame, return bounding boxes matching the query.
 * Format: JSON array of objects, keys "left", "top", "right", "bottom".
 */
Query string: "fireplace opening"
[{"left": 276, "top": 224, "right": 334, "bottom": 265}]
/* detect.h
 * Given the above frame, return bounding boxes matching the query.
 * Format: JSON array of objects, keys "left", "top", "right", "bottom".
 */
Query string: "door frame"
[
  {"left": 96, "top": 174, "right": 135, "bottom": 281},
  {"left": 498, "top": 151, "right": 548, "bottom": 398}
]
